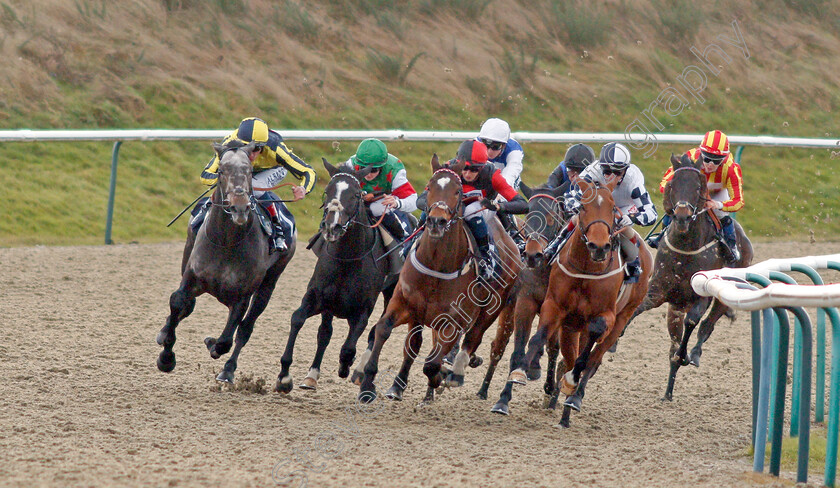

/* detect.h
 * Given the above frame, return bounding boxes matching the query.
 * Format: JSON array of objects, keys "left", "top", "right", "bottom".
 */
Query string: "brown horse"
[
  {"left": 480, "top": 183, "right": 565, "bottom": 414},
  {"left": 521, "top": 178, "right": 652, "bottom": 427},
  {"left": 357, "top": 155, "right": 520, "bottom": 404},
  {"left": 628, "top": 153, "right": 753, "bottom": 400}
]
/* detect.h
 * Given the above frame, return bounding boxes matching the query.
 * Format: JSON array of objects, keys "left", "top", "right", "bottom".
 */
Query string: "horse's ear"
[
  {"left": 356, "top": 166, "right": 374, "bottom": 179},
  {"left": 431, "top": 153, "right": 441, "bottom": 173},
  {"left": 212, "top": 142, "right": 225, "bottom": 157},
  {"left": 449, "top": 158, "right": 466, "bottom": 174},
  {"left": 323, "top": 158, "right": 340, "bottom": 178},
  {"left": 519, "top": 181, "right": 534, "bottom": 200},
  {"left": 684, "top": 152, "right": 701, "bottom": 170},
  {"left": 670, "top": 153, "right": 681, "bottom": 168},
  {"left": 244, "top": 141, "right": 257, "bottom": 153}
]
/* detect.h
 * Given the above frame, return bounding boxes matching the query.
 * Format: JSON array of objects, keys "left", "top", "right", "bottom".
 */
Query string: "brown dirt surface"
[{"left": 1, "top": 240, "right": 837, "bottom": 487}]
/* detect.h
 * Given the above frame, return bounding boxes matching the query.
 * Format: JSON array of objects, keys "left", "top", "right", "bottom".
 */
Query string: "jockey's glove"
[
  {"left": 480, "top": 198, "right": 501, "bottom": 212},
  {"left": 618, "top": 214, "right": 634, "bottom": 228}
]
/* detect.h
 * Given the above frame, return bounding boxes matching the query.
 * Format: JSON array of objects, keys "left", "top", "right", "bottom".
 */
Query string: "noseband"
[
  {"left": 321, "top": 173, "right": 365, "bottom": 234},
  {"left": 668, "top": 166, "right": 709, "bottom": 221}
]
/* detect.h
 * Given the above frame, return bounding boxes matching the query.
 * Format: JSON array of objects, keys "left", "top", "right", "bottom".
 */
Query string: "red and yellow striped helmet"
[{"left": 699, "top": 130, "right": 730, "bottom": 156}]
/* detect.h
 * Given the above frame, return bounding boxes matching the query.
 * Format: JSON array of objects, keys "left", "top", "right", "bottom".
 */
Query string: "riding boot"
[
  {"left": 543, "top": 221, "right": 575, "bottom": 260},
  {"left": 620, "top": 232, "right": 641, "bottom": 284},
  {"left": 719, "top": 215, "right": 740, "bottom": 265},
  {"left": 465, "top": 216, "right": 498, "bottom": 280},
  {"left": 646, "top": 215, "right": 672, "bottom": 249},
  {"left": 265, "top": 202, "right": 288, "bottom": 254},
  {"left": 380, "top": 211, "right": 407, "bottom": 241}
]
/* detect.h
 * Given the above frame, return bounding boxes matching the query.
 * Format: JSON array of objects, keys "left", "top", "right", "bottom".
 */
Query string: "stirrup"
[
  {"left": 271, "top": 230, "right": 288, "bottom": 254},
  {"left": 645, "top": 232, "right": 662, "bottom": 249}
]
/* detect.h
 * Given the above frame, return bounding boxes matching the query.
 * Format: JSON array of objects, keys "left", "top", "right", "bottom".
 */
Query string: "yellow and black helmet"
[{"left": 234, "top": 117, "right": 270, "bottom": 148}]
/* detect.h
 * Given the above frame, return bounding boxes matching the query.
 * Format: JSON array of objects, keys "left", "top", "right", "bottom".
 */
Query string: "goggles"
[{"left": 479, "top": 138, "right": 505, "bottom": 151}]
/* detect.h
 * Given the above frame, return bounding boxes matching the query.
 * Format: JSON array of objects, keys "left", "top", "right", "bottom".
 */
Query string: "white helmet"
[{"left": 478, "top": 118, "right": 510, "bottom": 143}]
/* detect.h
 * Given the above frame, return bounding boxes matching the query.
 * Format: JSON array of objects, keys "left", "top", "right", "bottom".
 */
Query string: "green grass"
[
  {"left": 746, "top": 424, "right": 837, "bottom": 475},
  {"left": 1, "top": 2, "right": 839, "bottom": 247}
]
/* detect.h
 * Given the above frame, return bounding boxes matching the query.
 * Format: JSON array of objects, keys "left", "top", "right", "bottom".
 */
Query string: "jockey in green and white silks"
[{"left": 343, "top": 138, "right": 417, "bottom": 240}]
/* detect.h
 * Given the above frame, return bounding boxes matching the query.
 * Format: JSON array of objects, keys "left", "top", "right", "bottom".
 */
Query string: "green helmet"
[{"left": 352, "top": 138, "right": 389, "bottom": 168}]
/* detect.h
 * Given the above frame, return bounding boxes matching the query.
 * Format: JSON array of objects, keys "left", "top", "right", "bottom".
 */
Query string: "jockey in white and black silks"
[
  {"left": 557, "top": 142, "right": 658, "bottom": 284},
  {"left": 199, "top": 117, "right": 317, "bottom": 254}
]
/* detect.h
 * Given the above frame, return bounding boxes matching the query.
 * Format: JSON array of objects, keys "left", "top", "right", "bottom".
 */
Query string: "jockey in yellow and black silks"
[{"left": 198, "top": 117, "right": 317, "bottom": 254}]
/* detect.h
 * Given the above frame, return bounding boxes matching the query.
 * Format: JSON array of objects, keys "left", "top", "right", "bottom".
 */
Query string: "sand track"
[{"left": 0, "top": 241, "right": 834, "bottom": 487}]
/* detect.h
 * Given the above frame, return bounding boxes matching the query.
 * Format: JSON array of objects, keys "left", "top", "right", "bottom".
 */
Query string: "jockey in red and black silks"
[{"left": 451, "top": 140, "right": 527, "bottom": 279}]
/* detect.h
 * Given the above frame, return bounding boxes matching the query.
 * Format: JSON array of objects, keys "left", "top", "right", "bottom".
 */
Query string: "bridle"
[
  {"left": 426, "top": 168, "right": 464, "bottom": 234},
  {"left": 666, "top": 166, "right": 711, "bottom": 222},
  {"left": 211, "top": 165, "right": 257, "bottom": 216},
  {"left": 524, "top": 193, "right": 563, "bottom": 249}
]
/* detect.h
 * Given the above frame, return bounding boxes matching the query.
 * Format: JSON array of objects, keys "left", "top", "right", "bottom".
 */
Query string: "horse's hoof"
[
  {"left": 358, "top": 390, "right": 377, "bottom": 404},
  {"left": 274, "top": 376, "right": 293, "bottom": 394},
  {"left": 385, "top": 387, "right": 403, "bottom": 401},
  {"left": 156, "top": 351, "right": 176, "bottom": 373},
  {"left": 564, "top": 396, "right": 582, "bottom": 412},
  {"left": 526, "top": 366, "right": 542, "bottom": 381},
  {"left": 490, "top": 402, "right": 510, "bottom": 416},
  {"left": 608, "top": 339, "right": 619, "bottom": 353},
  {"left": 216, "top": 370, "right": 234, "bottom": 384},
  {"left": 337, "top": 363, "right": 350, "bottom": 379},
  {"left": 543, "top": 394, "right": 560, "bottom": 410},
  {"left": 299, "top": 377, "right": 317, "bottom": 390},
  {"left": 661, "top": 394, "right": 673, "bottom": 402},
  {"left": 558, "top": 418, "right": 571, "bottom": 428},
  {"left": 445, "top": 373, "right": 464, "bottom": 388},
  {"left": 689, "top": 351, "right": 701, "bottom": 367},
  {"left": 349, "top": 370, "right": 364, "bottom": 385},
  {"left": 508, "top": 370, "right": 527, "bottom": 385},
  {"left": 204, "top": 336, "right": 217, "bottom": 351},
  {"left": 476, "top": 388, "right": 488, "bottom": 400},
  {"left": 156, "top": 330, "right": 167, "bottom": 346},
  {"left": 469, "top": 356, "right": 483, "bottom": 368}
]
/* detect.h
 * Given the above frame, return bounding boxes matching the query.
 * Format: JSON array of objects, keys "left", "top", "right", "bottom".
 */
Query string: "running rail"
[
  {"left": 691, "top": 255, "right": 840, "bottom": 486},
  {"left": 2, "top": 129, "right": 837, "bottom": 243}
]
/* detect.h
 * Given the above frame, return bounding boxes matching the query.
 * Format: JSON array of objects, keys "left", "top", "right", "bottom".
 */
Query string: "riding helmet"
[
  {"left": 563, "top": 143, "right": 596, "bottom": 171},
  {"left": 699, "top": 130, "right": 730, "bottom": 157},
  {"left": 477, "top": 118, "right": 510, "bottom": 143},
  {"left": 352, "top": 138, "right": 389, "bottom": 168},
  {"left": 456, "top": 139, "right": 489, "bottom": 165},
  {"left": 235, "top": 117, "right": 270, "bottom": 148},
  {"left": 598, "top": 142, "right": 632, "bottom": 170}
]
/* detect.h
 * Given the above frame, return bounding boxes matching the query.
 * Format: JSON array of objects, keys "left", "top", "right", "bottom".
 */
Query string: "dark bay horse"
[
  {"left": 517, "top": 178, "right": 652, "bottom": 427},
  {"left": 357, "top": 155, "right": 520, "bottom": 404},
  {"left": 628, "top": 153, "right": 753, "bottom": 401},
  {"left": 157, "top": 142, "right": 294, "bottom": 383},
  {"left": 275, "top": 160, "right": 398, "bottom": 393},
  {"left": 480, "top": 183, "right": 564, "bottom": 413}
]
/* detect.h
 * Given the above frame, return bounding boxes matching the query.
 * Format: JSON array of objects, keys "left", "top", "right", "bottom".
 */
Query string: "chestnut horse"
[
  {"left": 357, "top": 155, "right": 520, "bottom": 404},
  {"left": 519, "top": 178, "right": 652, "bottom": 427},
  {"left": 480, "top": 183, "right": 565, "bottom": 414},
  {"left": 627, "top": 153, "right": 753, "bottom": 400}
]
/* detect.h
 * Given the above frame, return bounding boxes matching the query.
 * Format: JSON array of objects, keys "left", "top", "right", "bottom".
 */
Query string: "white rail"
[
  {"left": 691, "top": 254, "right": 840, "bottom": 310},
  {"left": 1, "top": 129, "right": 839, "bottom": 148}
]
